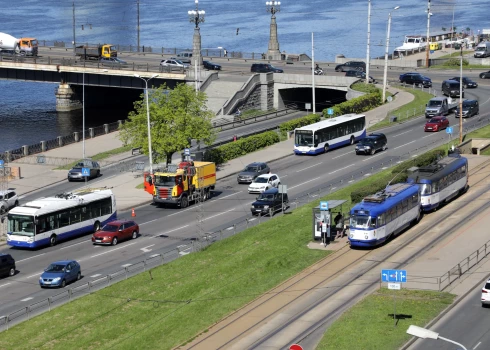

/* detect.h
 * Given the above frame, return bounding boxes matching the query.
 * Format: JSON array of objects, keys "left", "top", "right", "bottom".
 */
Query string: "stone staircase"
[{"left": 204, "top": 77, "right": 248, "bottom": 114}]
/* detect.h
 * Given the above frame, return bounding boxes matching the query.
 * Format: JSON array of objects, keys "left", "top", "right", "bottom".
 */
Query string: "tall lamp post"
[
  {"left": 134, "top": 74, "right": 159, "bottom": 174},
  {"left": 366, "top": 0, "right": 372, "bottom": 84},
  {"left": 265, "top": 1, "right": 281, "bottom": 60},
  {"left": 188, "top": 0, "right": 205, "bottom": 68},
  {"left": 425, "top": 0, "right": 432, "bottom": 68},
  {"left": 459, "top": 45, "right": 464, "bottom": 143},
  {"left": 407, "top": 325, "right": 468, "bottom": 350},
  {"left": 382, "top": 6, "right": 400, "bottom": 104}
]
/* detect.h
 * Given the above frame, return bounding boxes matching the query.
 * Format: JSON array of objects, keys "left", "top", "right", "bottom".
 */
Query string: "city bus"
[
  {"left": 348, "top": 183, "right": 420, "bottom": 248},
  {"left": 294, "top": 113, "right": 366, "bottom": 155},
  {"left": 407, "top": 154, "right": 468, "bottom": 212},
  {"left": 6, "top": 188, "right": 116, "bottom": 248}
]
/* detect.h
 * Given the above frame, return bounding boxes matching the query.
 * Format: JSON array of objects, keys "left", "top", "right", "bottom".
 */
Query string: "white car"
[
  {"left": 248, "top": 174, "right": 281, "bottom": 194},
  {"left": 160, "top": 59, "right": 189, "bottom": 69},
  {"left": 482, "top": 278, "right": 490, "bottom": 307},
  {"left": 0, "top": 189, "right": 19, "bottom": 215}
]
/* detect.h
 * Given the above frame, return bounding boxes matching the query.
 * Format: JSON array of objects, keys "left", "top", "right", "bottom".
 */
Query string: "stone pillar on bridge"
[
  {"left": 55, "top": 83, "right": 82, "bottom": 112},
  {"left": 267, "top": 15, "right": 281, "bottom": 61},
  {"left": 193, "top": 27, "right": 203, "bottom": 68},
  {"left": 259, "top": 73, "right": 274, "bottom": 111}
]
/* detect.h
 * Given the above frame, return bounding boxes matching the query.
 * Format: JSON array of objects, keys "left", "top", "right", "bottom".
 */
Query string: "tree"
[{"left": 119, "top": 83, "right": 216, "bottom": 165}]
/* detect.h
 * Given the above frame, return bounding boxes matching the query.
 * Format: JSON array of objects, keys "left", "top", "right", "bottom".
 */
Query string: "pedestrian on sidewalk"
[
  {"left": 334, "top": 212, "right": 344, "bottom": 240},
  {"left": 224, "top": 48, "right": 228, "bottom": 57}
]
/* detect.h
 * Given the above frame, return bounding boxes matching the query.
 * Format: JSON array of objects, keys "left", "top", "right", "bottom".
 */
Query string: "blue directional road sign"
[
  {"left": 81, "top": 167, "right": 91, "bottom": 177},
  {"left": 0, "top": 160, "right": 4, "bottom": 168},
  {"left": 381, "top": 269, "right": 407, "bottom": 283},
  {"left": 327, "top": 108, "right": 334, "bottom": 115},
  {"left": 446, "top": 126, "right": 453, "bottom": 134},
  {"left": 184, "top": 148, "right": 190, "bottom": 156},
  {"left": 319, "top": 201, "right": 329, "bottom": 210}
]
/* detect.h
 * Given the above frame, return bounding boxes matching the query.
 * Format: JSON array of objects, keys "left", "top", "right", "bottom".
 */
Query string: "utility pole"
[
  {"left": 311, "top": 32, "right": 316, "bottom": 114},
  {"left": 459, "top": 45, "right": 463, "bottom": 143},
  {"left": 137, "top": 0, "right": 140, "bottom": 52},
  {"left": 366, "top": 0, "right": 371, "bottom": 84},
  {"left": 425, "top": 0, "right": 431, "bottom": 68},
  {"left": 72, "top": 1, "right": 76, "bottom": 55}
]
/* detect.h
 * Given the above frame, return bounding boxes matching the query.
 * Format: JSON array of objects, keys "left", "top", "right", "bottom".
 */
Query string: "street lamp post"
[
  {"left": 366, "top": 0, "right": 372, "bottom": 84},
  {"left": 407, "top": 325, "right": 468, "bottom": 350},
  {"left": 382, "top": 6, "right": 400, "bottom": 104},
  {"left": 425, "top": 0, "right": 432, "bottom": 68},
  {"left": 265, "top": 1, "right": 281, "bottom": 60},
  {"left": 459, "top": 45, "right": 464, "bottom": 143},
  {"left": 188, "top": 0, "right": 205, "bottom": 68},
  {"left": 134, "top": 74, "right": 159, "bottom": 174}
]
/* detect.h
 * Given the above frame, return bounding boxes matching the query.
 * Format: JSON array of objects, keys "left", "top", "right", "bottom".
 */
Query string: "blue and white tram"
[
  {"left": 348, "top": 183, "right": 420, "bottom": 248},
  {"left": 407, "top": 155, "right": 468, "bottom": 212}
]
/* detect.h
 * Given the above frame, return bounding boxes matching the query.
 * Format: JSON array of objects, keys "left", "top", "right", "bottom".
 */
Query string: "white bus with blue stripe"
[
  {"left": 7, "top": 188, "right": 116, "bottom": 249},
  {"left": 294, "top": 114, "right": 366, "bottom": 155},
  {"left": 407, "top": 155, "right": 468, "bottom": 212},
  {"left": 349, "top": 183, "right": 421, "bottom": 248}
]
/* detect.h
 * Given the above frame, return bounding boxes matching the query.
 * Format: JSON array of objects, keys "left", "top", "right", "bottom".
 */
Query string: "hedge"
[
  {"left": 443, "top": 58, "right": 469, "bottom": 66},
  {"left": 279, "top": 114, "right": 321, "bottom": 133},
  {"left": 323, "top": 92, "right": 382, "bottom": 118},
  {"left": 350, "top": 149, "right": 447, "bottom": 204},
  {"left": 204, "top": 131, "right": 280, "bottom": 164},
  {"left": 351, "top": 82, "right": 381, "bottom": 94}
]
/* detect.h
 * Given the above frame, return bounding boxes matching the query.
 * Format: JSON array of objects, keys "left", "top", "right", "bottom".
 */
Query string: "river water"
[{"left": 0, "top": 0, "right": 485, "bottom": 151}]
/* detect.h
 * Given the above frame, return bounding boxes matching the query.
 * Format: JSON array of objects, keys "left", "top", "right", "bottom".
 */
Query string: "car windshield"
[
  {"left": 428, "top": 118, "right": 441, "bottom": 123},
  {"left": 462, "top": 102, "right": 473, "bottom": 107},
  {"left": 257, "top": 194, "right": 275, "bottom": 201},
  {"left": 254, "top": 177, "right": 268, "bottom": 183},
  {"left": 244, "top": 166, "right": 259, "bottom": 172},
  {"left": 295, "top": 131, "right": 313, "bottom": 147},
  {"left": 360, "top": 138, "right": 374, "bottom": 145},
  {"left": 476, "top": 47, "right": 486, "bottom": 51},
  {"left": 175, "top": 60, "right": 184, "bottom": 64},
  {"left": 102, "top": 224, "right": 119, "bottom": 232},
  {"left": 0, "top": 195, "right": 3, "bottom": 200},
  {"left": 154, "top": 175, "right": 176, "bottom": 186},
  {"left": 350, "top": 215, "right": 370, "bottom": 228},
  {"left": 449, "top": 83, "right": 459, "bottom": 89},
  {"left": 45, "top": 264, "right": 66, "bottom": 272},
  {"left": 427, "top": 100, "right": 442, "bottom": 107},
  {"left": 7, "top": 214, "right": 35, "bottom": 236}
]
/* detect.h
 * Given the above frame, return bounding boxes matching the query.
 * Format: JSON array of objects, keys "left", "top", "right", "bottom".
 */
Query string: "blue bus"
[
  {"left": 294, "top": 114, "right": 366, "bottom": 155},
  {"left": 407, "top": 154, "right": 468, "bottom": 212},
  {"left": 349, "top": 183, "right": 420, "bottom": 248}
]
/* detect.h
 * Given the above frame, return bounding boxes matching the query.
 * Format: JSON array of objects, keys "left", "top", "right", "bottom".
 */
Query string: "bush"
[
  {"left": 351, "top": 83, "right": 381, "bottom": 94},
  {"left": 323, "top": 92, "right": 382, "bottom": 118},
  {"left": 390, "top": 149, "right": 446, "bottom": 176},
  {"left": 279, "top": 114, "right": 321, "bottom": 133},
  {"left": 204, "top": 131, "right": 280, "bottom": 164},
  {"left": 443, "top": 58, "right": 469, "bottom": 66}
]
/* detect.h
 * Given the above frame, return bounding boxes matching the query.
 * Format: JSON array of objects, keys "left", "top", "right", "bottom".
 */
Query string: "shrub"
[
  {"left": 391, "top": 149, "right": 446, "bottom": 176},
  {"left": 323, "top": 92, "right": 382, "bottom": 118},
  {"left": 443, "top": 58, "right": 469, "bottom": 66},
  {"left": 279, "top": 114, "right": 321, "bottom": 133},
  {"left": 204, "top": 131, "right": 280, "bottom": 164},
  {"left": 351, "top": 83, "right": 381, "bottom": 94}
]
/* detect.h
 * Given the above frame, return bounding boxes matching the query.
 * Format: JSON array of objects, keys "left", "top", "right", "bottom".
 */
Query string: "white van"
[{"left": 474, "top": 42, "right": 490, "bottom": 58}]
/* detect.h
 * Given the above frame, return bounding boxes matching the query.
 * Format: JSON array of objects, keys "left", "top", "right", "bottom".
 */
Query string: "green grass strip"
[{"left": 55, "top": 145, "right": 133, "bottom": 170}]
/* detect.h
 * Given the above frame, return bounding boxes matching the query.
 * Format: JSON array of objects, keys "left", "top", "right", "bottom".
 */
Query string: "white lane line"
[
  {"left": 212, "top": 191, "right": 242, "bottom": 201},
  {"left": 331, "top": 187, "right": 337, "bottom": 191},
  {"left": 249, "top": 218, "right": 256, "bottom": 221},
  {"left": 348, "top": 180, "right": 354, "bottom": 183},
  {"left": 362, "top": 153, "right": 383, "bottom": 162},
  {"left": 332, "top": 151, "right": 351, "bottom": 160},
  {"left": 21, "top": 297, "right": 33, "bottom": 302},
  {"left": 139, "top": 219, "right": 158, "bottom": 226},
  {"left": 288, "top": 176, "right": 323, "bottom": 190},
  {"left": 393, "top": 129, "right": 412, "bottom": 137},
  {"left": 90, "top": 274, "right": 102, "bottom": 278},
  {"left": 298, "top": 162, "right": 322, "bottom": 172},
  {"left": 282, "top": 175, "right": 289, "bottom": 178},
  {"left": 364, "top": 173, "right": 371, "bottom": 176},
  {"left": 167, "top": 207, "right": 195, "bottom": 217},
  {"left": 474, "top": 342, "right": 481, "bottom": 349},
  {"left": 328, "top": 164, "right": 355, "bottom": 175},
  {"left": 61, "top": 240, "right": 90, "bottom": 250},
  {"left": 311, "top": 194, "right": 318, "bottom": 197},
  {"left": 411, "top": 154, "right": 418, "bottom": 158},
  {"left": 26, "top": 272, "right": 41, "bottom": 279},
  {"left": 90, "top": 242, "right": 138, "bottom": 258},
  {"left": 422, "top": 134, "right": 433, "bottom": 138},
  {"left": 226, "top": 227, "right": 234, "bottom": 230},
  {"left": 204, "top": 208, "right": 236, "bottom": 221},
  {"left": 393, "top": 140, "right": 416, "bottom": 150},
  {"left": 17, "top": 253, "right": 45, "bottom": 263},
  {"left": 121, "top": 264, "right": 132, "bottom": 268},
  {"left": 156, "top": 225, "right": 190, "bottom": 236},
  {"left": 382, "top": 167, "right": 388, "bottom": 170},
  {"left": 0, "top": 283, "right": 11, "bottom": 289}
]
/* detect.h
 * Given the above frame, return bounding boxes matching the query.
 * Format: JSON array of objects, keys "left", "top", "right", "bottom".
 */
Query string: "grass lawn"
[
  {"left": 436, "top": 50, "right": 473, "bottom": 59},
  {"left": 316, "top": 288, "right": 455, "bottom": 350},
  {"left": 56, "top": 145, "right": 133, "bottom": 170}
]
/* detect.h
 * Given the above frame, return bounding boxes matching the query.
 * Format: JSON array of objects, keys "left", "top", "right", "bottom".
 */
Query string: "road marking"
[
  {"left": 289, "top": 176, "right": 323, "bottom": 190},
  {"left": 364, "top": 173, "right": 371, "bottom": 176},
  {"left": 422, "top": 134, "right": 433, "bottom": 138},
  {"left": 90, "top": 274, "right": 102, "bottom": 278},
  {"left": 212, "top": 191, "right": 242, "bottom": 201},
  {"left": 298, "top": 162, "right": 322, "bottom": 171},
  {"left": 249, "top": 218, "right": 256, "bottom": 221},
  {"left": 204, "top": 208, "right": 236, "bottom": 221},
  {"left": 21, "top": 297, "right": 33, "bottom": 302},
  {"left": 226, "top": 227, "right": 234, "bottom": 230},
  {"left": 90, "top": 242, "right": 138, "bottom": 258},
  {"left": 150, "top": 254, "right": 160, "bottom": 258},
  {"left": 393, "top": 140, "right": 416, "bottom": 150},
  {"left": 140, "top": 219, "right": 158, "bottom": 226},
  {"left": 282, "top": 175, "right": 289, "bottom": 178},
  {"left": 348, "top": 180, "right": 354, "bottom": 183},
  {"left": 121, "top": 264, "right": 132, "bottom": 268},
  {"left": 412, "top": 154, "right": 418, "bottom": 158},
  {"left": 382, "top": 167, "right": 387, "bottom": 170},
  {"left": 26, "top": 272, "right": 41, "bottom": 279},
  {"left": 332, "top": 151, "right": 351, "bottom": 159},
  {"left": 60, "top": 240, "right": 91, "bottom": 249},
  {"left": 156, "top": 225, "right": 190, "bottom": 236},
  {"left": 328, "top": 164, "right": 355, "bottom": 175},
  {"left": 362, "top": 153, "right": 383, "bottom": 161},
  {"left": 474, "top": 341, "right": 481, "bottom": 349},
  {"left": 141, "top": 244, "right": 155, "bottom": 253},
  {"left": 17, "top": 253, "right": 45, "bottom": 263},
  {"left": 330, "top": 187, "right": 337, "bottom": 191},
  {"left": 393, "top": 129, "right": 412, "bottom": 137},
  {"left": 397, "top": 161, "right": 403, "bottom": 164},
  {"left": 0, "top": 283, "right": 11, "bottom": 289},
  {"left": 311, "top": 194, "right": 318, "bottom": 197},
  {"left": 167, "top": 207, "right": 195, "bottom": 217}
]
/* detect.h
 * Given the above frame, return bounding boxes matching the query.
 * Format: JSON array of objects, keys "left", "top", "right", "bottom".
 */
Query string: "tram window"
[
  {"left": 402, "top": 199, "right": 408, "bottom": 213},
  {"left": 370, "top": 218, "right": 377, "bottom": 228},
  {"left": 412, "top": 194, "right": 418, "bottom": 206},
  {"left": 396, "top": 204, "right": 402, "bottom": 216},
  {"left": 378, "top": 215, "right": 384, "bottom": 226}
]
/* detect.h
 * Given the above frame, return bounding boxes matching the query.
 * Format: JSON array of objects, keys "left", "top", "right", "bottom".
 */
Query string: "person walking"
[
  {"left": 334, "top": 212, "right": 344, "bottom": 240},
  {"left": 223, "top": 48, "right": 228, "bottom": 57}
]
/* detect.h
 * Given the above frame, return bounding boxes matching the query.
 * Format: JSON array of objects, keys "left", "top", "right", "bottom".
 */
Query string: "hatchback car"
[
  {"left": 355, "top": 133, "right": 387, "bottom": 155},
  {"left": 250, "top": 188, "right": 289, "bottom": 216},
  {"left": 39, "top": 260, "right": 81, "bottom": 288},
  {"left": 345, "top": 70, "right": 376, "bottom": 83},
  {"left": 0, "top": 189, "right": 19, "bottom": 214},
  {"left": 160, "top": 59, "right": 189, "bottom": 69},
  {"left": 250, "top": 63, "right": 283, "bottom": 73},
  {"left": 92, "top": 220, "right": 139, "bottom": 246},
  {"left": 203, "top": 60, "right": 222, "bottom": 70},
  {"left": 480, "top": 71, "right": 490, "bottom": 79},
  {"left": 100, "top": 57, "right": 128, "bottom": 67},
  {"left": 455, "top": 99, "right": 479, "bottom": 118},
  {"left": 399, "top": 72, "right": 432, "bottom": 87},
  {"left": 0, "top": 253, "right": 15, "bottom": 278},
  {"left": 248, "top": 174, "right": 281, "bottom": 194},
  {"left": 424, "top": 116, "right": 449, "bottom": 132},
  {"left": 68, "top": 159, "right": 100, "bottom": 181},
  {"left": 450, "top": 76, "right": 478, "bottom": 88},
  {"left": 482, "top": 278, "right": 490, "bottom": 307},
  {"left": 237, "top": 162, "right": 270, "bottom": 184},
  {"left": 335, "top": 61, "right": 366, "bottom": 72}
]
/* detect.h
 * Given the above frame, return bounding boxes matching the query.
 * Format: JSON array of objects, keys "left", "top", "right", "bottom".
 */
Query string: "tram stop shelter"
[{"left": 312, "top": 200, "right": 347, "bottom": 244}]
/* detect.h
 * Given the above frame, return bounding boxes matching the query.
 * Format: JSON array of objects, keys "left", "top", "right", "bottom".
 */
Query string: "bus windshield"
[
  {"left": 8, "top": 214, "right": 35, "bottom": 236},
  {"left": 350, "top": 215, "right": 370, "bottom": 229},
  {"left": 295, "top": 131, "right": 313, "bottom": 147}
]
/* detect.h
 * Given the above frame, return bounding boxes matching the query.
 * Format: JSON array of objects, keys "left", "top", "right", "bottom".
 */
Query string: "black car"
[
  {"left": 0, "top": 253, "right": 15, "bottom": 277},
  {"left": 399, "top": 72, "right": 432, "bottom": 87},
  {"left": 237, "top": 162, "right": 270, "bottom": 184},
  {"left": 203, "top": 60, "right": 222, "bottom": 70},
  {"left": 355, "top": 133, "right": 387, "bottom": 155},
  {"left": 345, "top": 70, "right": 376, "bottom": 83},
  {"left": 251, "top": 63, "right": 283, "bottom": 73},
  {"left": 442, "top": 80, "right": 464, "bottom": 98},
  {"left": 449, "top": 76, "right": 478, "bottom": 88},
  {"left": 480, "top": 71, "right": 490, "bottom": 79},
  {"left": 250, "top": 188, "right": 289, "bottom": 216},
  {"left": 335, "top": 61, "right": 366, "bottom": 72},
  {"left": 455, "top": 99, "right": 479, "bottom": 118}
]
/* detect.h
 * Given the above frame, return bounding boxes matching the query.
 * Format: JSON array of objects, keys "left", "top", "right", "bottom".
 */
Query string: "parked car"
[
  {"left": 355, "top": 133, "right": 387, "bottom": 155},
  {"left": 455, "top": 99, "right": 479, "bottom": 118},
  {"left": 251, "top": 63, "right": 283, "bottom": 73},
  {"left": 480, "top": 71, "right": 490, "bottom": 79},
  {"left": 0, "top": 253, "right": 15, "bottom": 277},
  {"left": 68, "top": 159, "right": 100, "bottom": 181},
  {"left": 248, "top": 174, "right": 281, "bottom": 194},
  {"left": 345, "top": 70, "right": 376, "bottom": 83},
  {"left": 237, "top": 162, "right": 270, "bottom": 184},
  {"left": 160, "top": 59, "right": 189, "bottom": 69},
  {"left": 0, "top": 189, "right": 19, "bottom": 214},
  {"left": 250, "top": 188, "right": 289, "bottom": 216},
  {"left": 424, "top": 116, "right": 449, "bottom": 132},
  {"left": 482, "top": 277, "right": 490, "bottom": 307},
  {"left": 442, "top": 80, "right": 464, "bottom": 98},
  {"left": 449, "top": 76, "right": 478, "bottom": 88},
  {"left": 203, "top": 60, "right": 222, "bottom": 70},
  {"left": 92, "top": 220, "right": 139, "bottom": 246},
  {"left": 399, "top": 72, "right": 432, "bottom": 87},
  {"left": 39, "top": 260, "right": 81, "bottom": 288},
  {"left": 335, "top": 61, "right": 366, "bottom": 72},
  {"left": 99, "top": 57, "right": 128, "bottom": 67}
]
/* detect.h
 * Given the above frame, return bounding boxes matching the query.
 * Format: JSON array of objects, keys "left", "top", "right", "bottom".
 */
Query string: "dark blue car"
[
  {"left": 203, "top": 60, "right": 221, "bottom": 70},
  {"left": 39, "top": 260, "right": 81, "bottom": 288},
  {"left": 399, "top": 72, "right": 432, "bottom": 87}
]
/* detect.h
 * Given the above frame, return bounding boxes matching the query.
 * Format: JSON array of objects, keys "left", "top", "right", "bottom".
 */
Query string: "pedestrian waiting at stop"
[{"left": 334, "top": 212, "right": 344, "bottom": 240}]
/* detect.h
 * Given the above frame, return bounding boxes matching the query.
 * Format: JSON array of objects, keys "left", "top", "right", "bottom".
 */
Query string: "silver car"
[
  {"left": 0, "top": 189, "right": 19, "bottom": 215},
  {"left": 160, "top": 59, "right": 189, "bottom": 69},
  {"left": 68, "top": 160, "right": 101, "bottom": 181}
]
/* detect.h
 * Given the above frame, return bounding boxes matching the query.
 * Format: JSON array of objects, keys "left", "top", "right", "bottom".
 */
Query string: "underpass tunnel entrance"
[{"left": 278, "top": 87, "right": 347, "bottom": 113}]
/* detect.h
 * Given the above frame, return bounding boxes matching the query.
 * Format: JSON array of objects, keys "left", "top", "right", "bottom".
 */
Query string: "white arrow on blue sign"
[
  {"left": 381, "top": 269, "right": 407, "bottom": 283},
  {"left": 327, "top": 108, "right": 334, "bottom": 115},
  {"left": 446, "top": 126, "right": 453, "bottom": 134},
  {"left": 81, "top": 167, "right": 91, "bottom": 177}
]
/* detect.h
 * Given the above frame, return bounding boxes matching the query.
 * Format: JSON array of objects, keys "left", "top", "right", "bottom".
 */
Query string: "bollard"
[
  {"left": 41, "top": 141, "right": 47, "bottom": 152},
  {"left": 22, "top": 145, "right": 28, "bottom": 156},
  {"left": 118, "top": 120, "right": 123, "bottom": 128},
  {"left": 58, "top": 136, "right": 63, "bottom": 147},
  {"left": 73, "top": 131, "right": 79, "bottom": 142},
  {"left": 89, "top": 128, "right": 95, "bottom": 138},
  {"left": 104, "top": 124, "right": 109, "bottom": 134}
]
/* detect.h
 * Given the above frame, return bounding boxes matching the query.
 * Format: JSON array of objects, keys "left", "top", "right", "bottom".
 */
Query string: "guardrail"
[{"left": 212, "top": 107, "right": 297, "bottom": 131}]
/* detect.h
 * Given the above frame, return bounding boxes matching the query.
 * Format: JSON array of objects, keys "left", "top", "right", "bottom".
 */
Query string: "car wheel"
[
  {"left": 132, "top": 231, "right": 138, "bottom": 239},
  {"left": 382, "top": 145, "right": 387, "bottom": 151},
  {"left": 8, "top": 267, "right": 15, "bottom": 277},
  {"left": 76, "top": 271, "right": 81, "bottom": 281},
  {"left": 93, "top": 221, "right": 101, "bottom": 232},
  {"left": 324, "top": 144, "right": 329, "bottom": 153},
  {"left": 350, "top": 136, "right": 355, "bottom": 145},
  {"left": 50, "top": 234, "right": 57, "bottom": 247},
  {"left": 14, "top": 200, "right": 19, "bottom": 207},
  {"left": 370, "top": 149, "right": 375, "bottom": 155},
  {"left": 61, "top": 279, "right": 66, "bottom": 288},
  {"left": 112, "top": 237, "right": 118, "bottom": 246},
  {"left": 180, "top": 195, "right": 189, "bottom": 208}
]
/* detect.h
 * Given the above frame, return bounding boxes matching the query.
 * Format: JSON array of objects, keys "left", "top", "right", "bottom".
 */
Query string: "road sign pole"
[{"left": 393, "top": 290, "right": 397, "bottom": 327}]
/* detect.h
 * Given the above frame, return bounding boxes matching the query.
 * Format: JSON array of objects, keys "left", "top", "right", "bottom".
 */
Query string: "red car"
[
  {"left": 92, "top": 220, "right": 139, "bottom": 246},
  {"left": 424, "top": 116, "right": 449, "bottom": 132}
]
